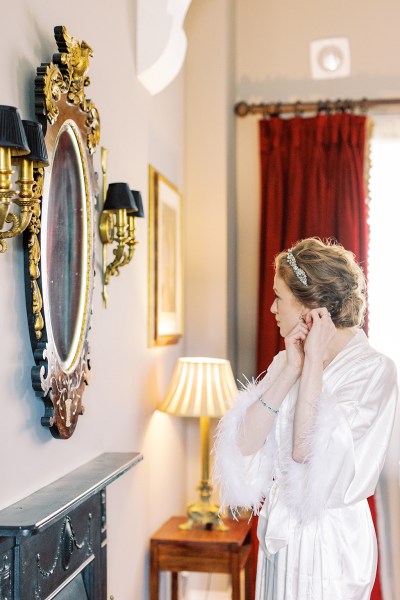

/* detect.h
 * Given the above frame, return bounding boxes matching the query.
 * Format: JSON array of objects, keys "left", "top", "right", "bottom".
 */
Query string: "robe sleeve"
[
  {"left": 282, "top": 352, "right": 398, "bottom": 523},
  {"left": 212, "top": 352, "right": 285, "bottom": 516}
]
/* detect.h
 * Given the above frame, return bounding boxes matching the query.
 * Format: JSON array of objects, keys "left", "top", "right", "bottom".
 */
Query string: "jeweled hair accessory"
[{"left": 287, "top": 249, "right": 308, "bottom": 286}]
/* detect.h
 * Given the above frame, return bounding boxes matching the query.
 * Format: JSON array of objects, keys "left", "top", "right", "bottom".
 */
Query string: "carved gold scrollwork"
[
  {"left": 85, "top": 100, "right": 101, "bottom": 155},
  {"left": 36, "top": 26, "right": 100, "bottom": 153},
  {"left": 27, "top": 168, "right": 45, "bottom": 340},
  {"left": 36, "top": 63, "right": 66, "bottom": 125},
  {"left": 57, "top": 28, "right": 93, "bottom": 106}
]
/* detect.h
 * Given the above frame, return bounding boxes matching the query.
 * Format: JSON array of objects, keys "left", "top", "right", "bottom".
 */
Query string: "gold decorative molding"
[
  {"left": 37, "top": 63, "right": 67, "bottom": 125},
  {"left": 25, "top": 26, "right": 100, "bottom": 439},
  {"left": 26, "top": 167, "right": 45, "bottom": 340},
  {"left": 35, "top": 26, "right": 100, "bottom": 154}
]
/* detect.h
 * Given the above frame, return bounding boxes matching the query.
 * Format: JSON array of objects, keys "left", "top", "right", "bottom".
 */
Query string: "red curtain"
[
  {"left": 257, "top": 113, "right": 369, "bottom": 370},
  {"left": 255, "top": 113, "right": 382, "bottom": 599}
]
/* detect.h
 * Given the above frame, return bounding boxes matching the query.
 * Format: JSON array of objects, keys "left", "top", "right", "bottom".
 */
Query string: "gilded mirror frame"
[{"left": 23, "top": 26, "right": 100, "bottom": 439}]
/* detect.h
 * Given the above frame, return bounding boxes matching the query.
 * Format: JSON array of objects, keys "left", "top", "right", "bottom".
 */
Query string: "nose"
[{"left": 270, "top": 299, "right": 277, "bottom": 314}]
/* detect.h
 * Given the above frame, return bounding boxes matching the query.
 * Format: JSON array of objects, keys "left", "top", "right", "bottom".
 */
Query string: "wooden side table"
[{"left": 150, "top": 516, "right": 253, "bottom": 600}]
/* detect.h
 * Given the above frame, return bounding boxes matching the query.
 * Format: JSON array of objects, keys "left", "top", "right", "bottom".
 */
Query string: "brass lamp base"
[
  {"left": 179, "top": 477, "right": 228, "bottom": 531},
  {"left": 179, "top": 500, "right": 228, "bottom": 531}
]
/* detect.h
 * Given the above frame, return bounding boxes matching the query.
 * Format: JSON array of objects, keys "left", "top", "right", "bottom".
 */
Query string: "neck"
[{"left": 324, "top": 327, "right": 357, "bottom": 367}]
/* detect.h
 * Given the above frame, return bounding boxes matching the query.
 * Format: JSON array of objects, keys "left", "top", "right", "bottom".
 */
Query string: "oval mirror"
[
  {"left": 45, "top": 121, "right": 89, "bottom": 372},
  {"left": 23, "top": 26, "right": 100, "bottom": 439}
]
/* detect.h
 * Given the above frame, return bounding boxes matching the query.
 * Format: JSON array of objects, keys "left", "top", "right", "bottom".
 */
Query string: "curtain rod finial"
[{"left": 234, "top": 101, "right": 250, "bottom": 117}]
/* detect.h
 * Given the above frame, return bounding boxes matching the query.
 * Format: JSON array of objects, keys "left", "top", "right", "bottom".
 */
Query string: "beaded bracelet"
[{"left": 258, "top": 396, "right": 279, "bottom": 414}]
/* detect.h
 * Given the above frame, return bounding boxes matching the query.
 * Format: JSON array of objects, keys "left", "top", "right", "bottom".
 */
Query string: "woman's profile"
[{"left": 213, "top": 237, "right": 398, "bottom": 600}]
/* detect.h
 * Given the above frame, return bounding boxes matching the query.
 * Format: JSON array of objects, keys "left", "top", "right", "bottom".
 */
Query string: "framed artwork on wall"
[{"left": 148, "top": 165, "right": 183, "bottom": 346}]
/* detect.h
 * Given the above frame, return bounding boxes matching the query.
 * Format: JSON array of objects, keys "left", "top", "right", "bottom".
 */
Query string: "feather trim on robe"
[
  {"left": 212, "top": 379, "right": 277, "bottom": 516},
  {"left": 212, "top": 356, "right": 282, "bottom": 516}
]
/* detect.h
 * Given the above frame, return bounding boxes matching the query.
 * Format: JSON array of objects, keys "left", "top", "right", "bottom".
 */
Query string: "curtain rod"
[{"left": 234, "top": 98, "right": 400, "bottom": 117}]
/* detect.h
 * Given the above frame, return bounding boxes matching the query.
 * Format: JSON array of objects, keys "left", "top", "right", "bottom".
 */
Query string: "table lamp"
[{"left": 157, "top": 357, "right": 237, "bottom": 531}]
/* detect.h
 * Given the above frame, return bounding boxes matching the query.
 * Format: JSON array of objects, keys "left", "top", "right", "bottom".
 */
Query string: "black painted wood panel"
[{"left": 0, "top": 453, "right": 142, "bottom": 600}]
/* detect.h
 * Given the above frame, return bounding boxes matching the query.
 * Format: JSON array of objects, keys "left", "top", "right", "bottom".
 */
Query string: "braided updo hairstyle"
[{"left": 275, "top": 238, "right": 367, "bottom": 328}]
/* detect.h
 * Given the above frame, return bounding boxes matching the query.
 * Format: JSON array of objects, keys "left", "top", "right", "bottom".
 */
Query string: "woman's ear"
[{"left": 300, "top": 307, "right": 311, "bottom": 321}]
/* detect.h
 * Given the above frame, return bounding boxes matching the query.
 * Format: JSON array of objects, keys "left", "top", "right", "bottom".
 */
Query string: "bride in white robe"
[{"left": 213, "top": 239, "right": 398, "bottom": 600}]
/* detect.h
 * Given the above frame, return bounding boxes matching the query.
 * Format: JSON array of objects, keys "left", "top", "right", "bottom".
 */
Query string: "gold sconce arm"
[
  {"left": 0, "top": 153, "right": 37, "bottom": 252},
  {"left": 0, "top": 109, "right": 49, "bottom": 253},
  {"left": 0, "top": 210, "right": 34, "bottom": 252},
  {"left": 119, "top": 215, "right": 138, "bottom": 267},
  {"left": 101, "top": 208, "right": 129, "bottom": 284},
  {"left": 99, "top": 179, "right": 144, "bottom": 307}
]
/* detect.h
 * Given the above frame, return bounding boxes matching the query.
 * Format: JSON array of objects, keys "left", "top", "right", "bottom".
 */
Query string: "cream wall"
[{"left": 0, "top": 1, "right": 188, "bottom": 599}]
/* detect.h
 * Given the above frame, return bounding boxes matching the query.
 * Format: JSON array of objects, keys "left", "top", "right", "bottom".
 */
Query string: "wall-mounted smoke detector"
[{"left": 310, "top": 37, "right": 351, "bottom": 80}]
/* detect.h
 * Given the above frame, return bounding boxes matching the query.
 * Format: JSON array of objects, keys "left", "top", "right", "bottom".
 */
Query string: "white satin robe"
[{"left": 213, "top": 330, "right": 398, "bottom": 600}]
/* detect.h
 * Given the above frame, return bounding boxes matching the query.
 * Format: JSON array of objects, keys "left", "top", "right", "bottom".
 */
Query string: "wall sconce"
[
  {"left": 0, "top": 105, "right": 49, "bottom": 253},
  {"left": 99, "top": 182, "right": 145, "bottom": 307}
]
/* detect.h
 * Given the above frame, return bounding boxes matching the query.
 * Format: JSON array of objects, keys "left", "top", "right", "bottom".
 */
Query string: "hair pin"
[{"left": 287, "top": 249, "right": 308, "bottom": 286}]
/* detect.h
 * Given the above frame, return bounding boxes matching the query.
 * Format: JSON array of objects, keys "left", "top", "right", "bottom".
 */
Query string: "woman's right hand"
[{"left": 284, "top": 320, "right": 309, "bottom": 375}]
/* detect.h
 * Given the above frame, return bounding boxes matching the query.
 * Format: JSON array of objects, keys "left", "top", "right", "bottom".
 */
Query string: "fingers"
[
  {"left": 286, "top": 321, "right": 309, "bottom": 342},
  {"left": 307, "top": 307, "right": 331, "bottom": 322}
]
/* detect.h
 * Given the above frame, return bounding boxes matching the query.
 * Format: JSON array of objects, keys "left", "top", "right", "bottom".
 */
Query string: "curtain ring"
[
  {"left": 317, "top": 100, "right": 326, "bottom": 114},
  {"left": 270, "top": 102, "right": 282, "bottom": 118},
  {"left": 325, "top": 100, "right": 333, "bottom": 115},
  {"left": 360, "top": 98, "right": 369, "bottom": 114},
  {"left": 294, "top": 101, "right": 303, "bottom": 117},
  {"left": 334, "top": 99, "right": 343, "bottom": 113}
]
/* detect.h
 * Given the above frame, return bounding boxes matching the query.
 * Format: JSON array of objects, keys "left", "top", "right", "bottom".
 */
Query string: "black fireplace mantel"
[{"left": 0, "top": 452, "right": 143, "bottom": 599}]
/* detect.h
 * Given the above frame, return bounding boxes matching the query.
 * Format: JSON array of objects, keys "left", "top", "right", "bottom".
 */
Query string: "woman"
[{"left": 213, "top": 238, "right": 398, "bottom": 600}]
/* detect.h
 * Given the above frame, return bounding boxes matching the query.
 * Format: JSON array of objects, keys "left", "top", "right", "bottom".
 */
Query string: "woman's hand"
[
  {"left": 284, "top": 320, "right": 310, "bottom": 375},
  {"left": 304, "top": 307, "right": 336, "bottom": 364}
]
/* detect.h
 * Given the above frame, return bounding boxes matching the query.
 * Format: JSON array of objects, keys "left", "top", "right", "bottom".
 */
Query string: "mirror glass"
[{"left": 46, "top": 121, "right": 88, "bottom": 372}]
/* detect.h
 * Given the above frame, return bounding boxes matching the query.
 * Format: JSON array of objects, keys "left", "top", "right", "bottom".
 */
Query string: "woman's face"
[{"left": 270, "top": 274, "right": 305, "bottom": 337}]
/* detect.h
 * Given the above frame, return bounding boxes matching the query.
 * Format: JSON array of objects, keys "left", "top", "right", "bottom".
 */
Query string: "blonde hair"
[{"left": 275, "top": 238, "right": 367, "bottom": 328}]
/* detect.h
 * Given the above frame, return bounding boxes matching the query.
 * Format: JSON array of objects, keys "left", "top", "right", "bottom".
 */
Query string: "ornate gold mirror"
[{"left": 24, "top": 26, "right": 100, "bottom": 439}]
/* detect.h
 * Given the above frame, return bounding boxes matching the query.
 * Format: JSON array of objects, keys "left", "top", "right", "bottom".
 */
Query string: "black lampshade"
[
  {"left": 0, "top": 105, "right": 30, "bottom": 156},
  {"left": 20, "top": 120, "right": 49, "bottom": 167},
  {"left": 131, "top": 190, "right": 145, "bottom": 218},
  {"left": 103, "top": 183, "right": 138, "bottom": 212}
]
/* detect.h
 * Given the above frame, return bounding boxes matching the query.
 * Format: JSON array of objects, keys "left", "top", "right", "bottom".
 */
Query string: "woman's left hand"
[{"left": 303, "top": 307, "right": 336, "bottom": 364}]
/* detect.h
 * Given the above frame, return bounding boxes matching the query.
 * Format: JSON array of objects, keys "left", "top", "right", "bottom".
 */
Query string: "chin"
[{"left": 277, "top": 325, "right": 286, "bottom": 337}]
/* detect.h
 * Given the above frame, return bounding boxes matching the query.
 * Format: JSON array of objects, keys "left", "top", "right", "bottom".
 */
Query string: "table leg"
[
  {"left": 171, "top": 572, "right": 178, "bottom": 600},
  {"left": 149, "top": 544, "right": 159, "bottom": 600},
  {"left": 244, "top": 551, "right": 253, "bottom": 600},
  {"left": 231, "top": 553, "right": 241, "bottom": 600}
]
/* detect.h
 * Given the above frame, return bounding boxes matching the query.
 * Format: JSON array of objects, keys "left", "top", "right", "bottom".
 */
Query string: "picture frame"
[{"left": 148, "top": 165, "right": 183, "bottom": 346}]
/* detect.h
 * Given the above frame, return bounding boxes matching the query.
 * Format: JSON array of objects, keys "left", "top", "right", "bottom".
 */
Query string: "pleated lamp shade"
[
  {"left": 103, "top": 183, "right": 137, "bottom": 212},
  {"left": 157, "top": 357, "right": 237, "bottom": 418},
  {"left": 0, "top": 105, "right": 30, "bottom": 156},
  {"left": 20, "top": 120, "right": 49, "bottom": 167}
]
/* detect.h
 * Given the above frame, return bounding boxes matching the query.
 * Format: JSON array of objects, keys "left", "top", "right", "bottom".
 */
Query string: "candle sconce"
[
  {"left": 0, "top": 105, "right": 49, "bottom": 253},
  {"left": 99, "top": 182, "right": 145, "bottom": 307}
]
